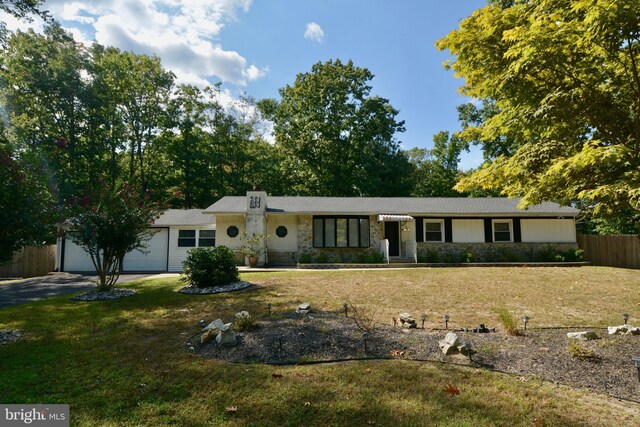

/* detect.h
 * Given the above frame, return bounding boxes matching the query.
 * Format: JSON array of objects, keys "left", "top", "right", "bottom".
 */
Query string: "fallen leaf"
[
  {"left": 389, "top": 349, "right": 405, "bottom": 358},
  {"left": 303, "top": 402, "right": 311, "bottom": 406},
  {"left": 272, "top": 373, "right": 284, "bottom": 379},
  {"left": 442, "top": 384, "right": 460, "bottom": 397},
  {"left": 533, "top": 417, "right": 544, "bottom": 427},
  {"left": 366, "top": 421, "right": 376, "bottom": 425},
  {"left": 224, "top": 406, "right": 237, "bottom": 413},
  {"left": 519, "top": 376, "right": 528, "bottom": 382}
]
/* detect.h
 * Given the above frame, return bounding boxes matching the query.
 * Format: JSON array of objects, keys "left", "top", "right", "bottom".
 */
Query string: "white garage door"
[{"left": 63, "top": 228, "right": 168, "bottom": 272}]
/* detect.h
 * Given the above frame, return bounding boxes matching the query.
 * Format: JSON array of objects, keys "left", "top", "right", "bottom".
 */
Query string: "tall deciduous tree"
[
  {"left": 262, "top": 59, "right": 411, "bottom": 196},
  {"left": 437, "top": 0, "right": 640, "bottom": 228}
]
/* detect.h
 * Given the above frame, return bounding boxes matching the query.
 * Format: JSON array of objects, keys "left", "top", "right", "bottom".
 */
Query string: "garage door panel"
[{"left": 122, "top": 229, "right": 168, "bottom": 271}]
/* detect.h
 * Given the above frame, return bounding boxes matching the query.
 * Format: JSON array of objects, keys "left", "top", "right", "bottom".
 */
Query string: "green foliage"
[
  {"left": 265, "top": 59, "right": 413, "bottom": 196},
  {"left": 66, "top": 182, "right": 161, "bottom": 291},
  {"left": 351, "top": 250, "right": 385, "bottom": 264},
  {"left": 495, "top": 306, "right": 521, "bottom": 336},
  {"left": 180, "top": 246, "right": 239, "bottom": 289},
  {"left": 423, "top": 250, "right": 440, "bottom": 263},
  {"left": 234, "top": 313, "right": 257, "bottom": 332},
  {"left": 239, "top": 232, "right": 267, "bottom": 258},
  {"left": 438, "top": 0, "right": 640, "bottom": 224},
  {"left": 408, "top": 131, "right": 467, "bottom": 197},
  {"left": 0, "top": 139, "right": 56, "bottom": 263},
  {"left": 567, "top": 340, "right": 597, "bottom": 360},
  {"left": 315, "top": 251, "right": 331, "bottom": 264},
  {"left": 298, "top": 253, "right": 313, "bottom": 264}
]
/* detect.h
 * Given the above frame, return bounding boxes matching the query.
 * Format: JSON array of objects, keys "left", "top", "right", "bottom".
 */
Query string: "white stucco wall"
[
  {"left": 521, "top": 219, "right": 576, "bottom": 243},
  {"left": 267, "top": 215, "right": 298, "bottom": 252},
  {"left": 452, "top": 219, "right": 485, "bottom": 243},
  {"left": 215, "top": 215, "right": 245, "bottom": 250}
]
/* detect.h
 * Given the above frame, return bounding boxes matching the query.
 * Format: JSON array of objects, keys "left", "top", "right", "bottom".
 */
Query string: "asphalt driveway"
[{"left": 0, "top": 273, "right": 154, "bottom": 308}]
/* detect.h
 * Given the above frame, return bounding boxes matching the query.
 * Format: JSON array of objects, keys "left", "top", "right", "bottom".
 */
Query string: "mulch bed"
[{"left": 193, "top": 311, "right": 640, "bottom": 402}]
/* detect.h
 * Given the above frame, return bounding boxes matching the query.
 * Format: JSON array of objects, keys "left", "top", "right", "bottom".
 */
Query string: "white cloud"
[
  {"left": 35, "top": 0, "right": 266, "bottom": 86},
  {"left": 304, "top": 22, "right": 324, "bottom": 43}
]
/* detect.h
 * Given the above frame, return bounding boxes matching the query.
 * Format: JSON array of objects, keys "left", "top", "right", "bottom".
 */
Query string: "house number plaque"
[{"left": 249, "top": 196, "right": 261, "bottom": 209}]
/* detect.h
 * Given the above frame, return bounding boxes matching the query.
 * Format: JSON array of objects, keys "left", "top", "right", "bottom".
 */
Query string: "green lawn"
[{"left": 1, "top": 267, "right": 639, "bottom": 426}]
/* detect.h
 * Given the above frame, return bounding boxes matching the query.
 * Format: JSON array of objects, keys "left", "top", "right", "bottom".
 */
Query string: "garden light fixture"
[
  {"left": 363, "top": 332, "right": 370, "bottom": 353},
  {"left": 199, "top": 319, "right": 206, "bottom": 328},
  {"left": 343, "top": 303, "right": 349, "bottom": 318},
  {"left": 464, "top": 340, "right": 472, "bottom": 361},
  {"left": 267, "top": 303, "right": 272, "bottom": 317},
  {"left": 522, "top": 316, "right": 529, "bottom": 332},
  {"left": 633, "top": 356, "right": 640, "bottom": 382},
  {"left": 443, "top": 314, "right": 449, "bottom": 330},
  {"left": 421, "top": 313, "right": 427, "bottom": 329},
  {"left": 624, "top": 313, "right": 629, "bottom": 325}
]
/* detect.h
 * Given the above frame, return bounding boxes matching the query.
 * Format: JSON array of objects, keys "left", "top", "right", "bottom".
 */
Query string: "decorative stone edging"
[
  {"left": 71, "top": 288, "right": 137, "bottom": 301},
  {"left": 297, "top": 262, "right": 590, "bottom": 269},
  {"left": 0, "top": 330, "right": 24, "bottom": 345},
  {"left": 178, "top": 281, "right": 251, "bottom": 294}
]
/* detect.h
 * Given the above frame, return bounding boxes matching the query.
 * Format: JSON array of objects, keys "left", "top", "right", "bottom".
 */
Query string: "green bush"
[
  {"left": 180, "top": 246, "right": 239, "bottom": 288},
  {"left": 315, "top": 251, "right": 331, "bottom": 263},
  {"left": 352, "top": 250, "right": 384, "bottom": 263},
  {"left": 495, "top": 306, "right": 522, "bottom": 336},
  {"left": 424, "top": 250, "right": 439, "bottom": 263},
  {"left": 298, "top": 253, "right": 313, "bottom": 264}
]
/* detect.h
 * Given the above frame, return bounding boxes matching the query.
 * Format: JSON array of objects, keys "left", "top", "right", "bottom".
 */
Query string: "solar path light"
[
  {"left": 443, "top": 314, "right": 449, "bottom": 330},
  {"left": 421, "top": 313, "right": 427, "bottom": 329}
]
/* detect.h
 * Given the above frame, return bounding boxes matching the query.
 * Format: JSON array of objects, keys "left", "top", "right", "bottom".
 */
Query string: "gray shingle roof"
[
  {"left": 153, "top": 209, "right": 215, "bottom": 226},
  {"left": 204, "top": 197, "right": 579, "bottom": 217}
]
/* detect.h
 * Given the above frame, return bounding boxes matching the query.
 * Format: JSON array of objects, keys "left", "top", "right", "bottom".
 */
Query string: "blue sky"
[{"left": 4, "top": 0, "right": 487, "bottom": 169}]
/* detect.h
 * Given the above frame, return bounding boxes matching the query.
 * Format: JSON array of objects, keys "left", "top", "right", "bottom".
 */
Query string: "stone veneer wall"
[
  {"left": 294, "top": 215, "right": 382, "bottom": 263},
  {"left": 417, "top": 242, "right": 578, "bottom": 263}
]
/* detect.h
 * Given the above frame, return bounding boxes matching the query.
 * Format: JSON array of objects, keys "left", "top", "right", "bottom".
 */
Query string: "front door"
[{"left": 384, "top": 222, "right": 400, "bottom": 257}]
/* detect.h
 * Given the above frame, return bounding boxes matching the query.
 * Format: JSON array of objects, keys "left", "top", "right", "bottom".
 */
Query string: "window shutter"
[
  {"left": 513, "top": 218, "right": 522, "bottom": 242},
  {"left": 415, "top": 217, "right": 423, "bottom": 242},
  {"left": 444, "top": 218, "right": 453, "bottom": 243},
  {"left": 484, "top": 218, "right": 493, "bottom": 243}
]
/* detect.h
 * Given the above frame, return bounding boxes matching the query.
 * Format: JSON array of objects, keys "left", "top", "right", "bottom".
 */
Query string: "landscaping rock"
[
  {"left": 204, "top": 319, "right": 225, "bottom": 332},
  {"left": 566, "top": 331, "right": 599, "bottom": 341},
  {"left": 216, "top": 330, "right": 237, "bottom": 345},
  {"left": 399, "top": 313, "right": 417, "bottom": 329},
  {"left": 71, "top": 288, "right": 136, "bottom": 301},
  {"left": 608, "top": 325, "right": 640, "bottom": 335},
  {"left": 0, "top": 330, "right": 23, "bottom": 345},
  {"left": 201, "top": 329, "right": 216, "bottom": 344},
  {"left": 439, "top": 332, "right": 461, "bottom": 355},
  {"left": 296, "top": 302, "right": 311, "bottom": 314},
  {"left": 178, "top": 281, "right": 251, "bottom": 294}
]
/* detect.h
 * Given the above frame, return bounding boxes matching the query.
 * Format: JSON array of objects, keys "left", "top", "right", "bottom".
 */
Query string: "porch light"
[
  {"left": 633, "top": 356, "right": 640, "bottom": 382},
  {"left": 343, "top": 303, "right": 349, "bottom": 318},
  {"left": 363, "top": 332, "right": 370, "bottom": 353},
  {"left": 624, "top": 313, "right": 629, "bottom": 325},
  {"left": 421, "top": 313, "right": 427, "bottom": 329},
  {"left": 443, "top": 314, "right": 449, "bottom": 330},
  {"left": 522, "top": 316, "right": 529, "bottom": 332}
]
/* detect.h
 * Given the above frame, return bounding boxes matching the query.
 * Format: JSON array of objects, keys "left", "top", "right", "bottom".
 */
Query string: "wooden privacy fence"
[
  {"left": 577, "top": 234, "right": 640, "bottom": 269},
  {"left": 0, "top": 245, "right": 56, "bottom": 278}
]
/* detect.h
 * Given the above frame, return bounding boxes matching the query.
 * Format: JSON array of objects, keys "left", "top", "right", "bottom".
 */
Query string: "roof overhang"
[{"left": 377, "top": 214, "right": 415, "bottom": 222}]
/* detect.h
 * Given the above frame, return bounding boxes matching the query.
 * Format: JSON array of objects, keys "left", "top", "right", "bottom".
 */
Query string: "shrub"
[
  {"left": 298, "top": 253, "right": 312, "bottom": 264},
  {"left": 349, "top": 302, "right": 380, "bottom": 332},
  {"left": 234, "top": 312, "right": 257, "bottom": 331},
  {"left": 352, "top": 250, "right": 384, "bottom": 263},
  {"left": 567, "top": 340, "right": 596, "bottom": 359},
  {"left": 495, "top": 306, "right": 522, "bottom": 336},
  {"left": 424, "top": 250, "right": 439, "bottom": 263},
  {"left": 181, "top": 246, "right": 239, "bottom": 288},
  {"left": 315, "top": 251, "right": 330, "bottom": 263}
]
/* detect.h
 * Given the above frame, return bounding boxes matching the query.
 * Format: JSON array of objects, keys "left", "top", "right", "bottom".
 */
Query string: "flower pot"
[{"left": 248, "top": 256, "right": 259, "bottom": 268}]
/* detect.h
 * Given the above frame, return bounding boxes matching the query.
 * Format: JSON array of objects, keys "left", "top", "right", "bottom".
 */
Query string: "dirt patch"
[{"left": 192, "top": 311, "right": 640, "bottom": 402}]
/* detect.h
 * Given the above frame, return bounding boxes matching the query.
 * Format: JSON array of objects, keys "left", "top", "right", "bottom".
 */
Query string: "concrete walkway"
[{"left": 0, "top": 273, "right": 153, "bottom": 308}]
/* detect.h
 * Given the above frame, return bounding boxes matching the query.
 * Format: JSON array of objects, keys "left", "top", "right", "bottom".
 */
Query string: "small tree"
[{"left": 66, "top": 182, "right": 161, "bottom": 291}]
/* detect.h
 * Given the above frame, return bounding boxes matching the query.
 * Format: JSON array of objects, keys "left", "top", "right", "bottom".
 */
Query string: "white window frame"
[
  {"left": 423, "top": 219, "right": 445, "bottom": 243},
  {"left": 492, "top": 219, "right": 513, "bottom": 242},
  {"left": 177, "top": 229, "right": 216, "bottom": 248}
]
